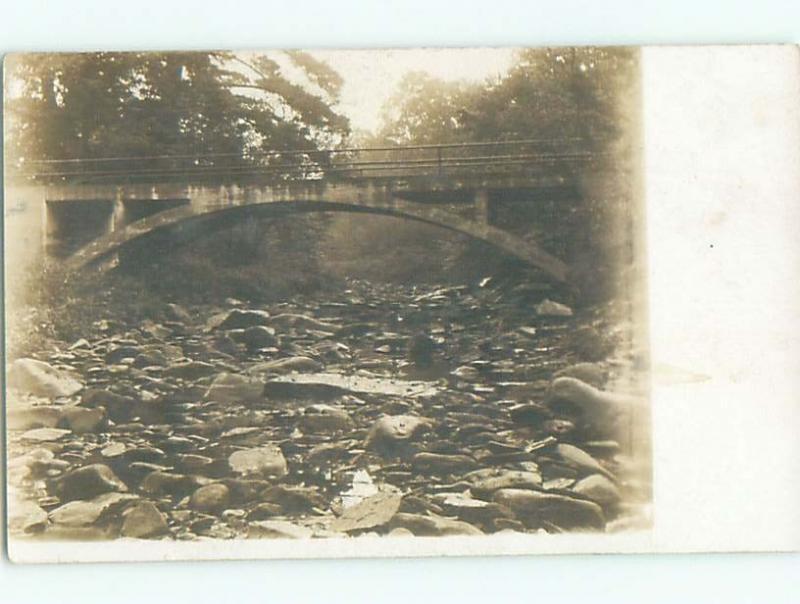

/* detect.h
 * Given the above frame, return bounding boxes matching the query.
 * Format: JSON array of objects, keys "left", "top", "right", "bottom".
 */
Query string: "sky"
[{"left": 309, "top": 48, "right": 518, "bottom": 134}]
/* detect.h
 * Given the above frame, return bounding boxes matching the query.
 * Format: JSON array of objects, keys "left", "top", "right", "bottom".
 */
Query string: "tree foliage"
[
  {"left": 377, "top": 47, "right": 637, "bottom": 151},
  {"left": 5, "top": 51, "right": 350, "bottom": 172}
]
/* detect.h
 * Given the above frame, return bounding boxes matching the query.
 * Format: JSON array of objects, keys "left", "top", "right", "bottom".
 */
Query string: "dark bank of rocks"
[{"left": 6, "top": 278, "right": 648, "bottom": 541}]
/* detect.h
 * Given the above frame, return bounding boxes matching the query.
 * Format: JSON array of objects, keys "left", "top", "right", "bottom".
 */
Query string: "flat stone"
[
  {"left": 228, "top": 446, "right": 287, "bottom": 479},
  {"left": 411, "top": 452, "right": 479, "bottom": 475},
  {"left": 493, "top": 488, "right": 605, "bottom": 531},
  {"left": 247, "top": 520, "right": 313, "bottom": 539},
  {"left": 163, "top": 361, "right": 217, "bottom": 380},
  {"left": 8, "top": 358, "right": 83, "bottom": 398},
  {"left": 49, "top": 492, "right": 139, "bottom": 526},
  {"left": 121, "top": 501, "right": 169, "bottom": 538},
  {"left": 203, "top": 373, "right": 264, "bottom": 404},
  {"left": 268, "top": 313, "right": 338, "bottom": 332},
  {"left": 260, "top": 485, "right": 326, "bottom": 513},
  {"left": 387, "top": 512, "right": 483, "bottom": 536},
  {"left": 466, "top": 468, "right": 543, "bottom": 499},
  {"left": 535, "top": 299, "right": 573, "bottom": 317},
  {"left": 331, "top": 492, "right": 402, "bottom": 533},
  {"left": 249, "top": 356, "right": 323, "bottom": 375},
  {"left": 265, "top": 372, "right": 439, "bottom": 400}
]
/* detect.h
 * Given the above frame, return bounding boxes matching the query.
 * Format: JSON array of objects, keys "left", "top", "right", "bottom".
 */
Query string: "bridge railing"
[{"left": 15, "top": 139, "right": 598, "bottom": 185}]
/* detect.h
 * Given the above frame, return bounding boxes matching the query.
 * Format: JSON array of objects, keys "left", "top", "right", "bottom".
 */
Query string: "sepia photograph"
[{"left": 4, "top": 45, "right": 648, "bottom": 561}]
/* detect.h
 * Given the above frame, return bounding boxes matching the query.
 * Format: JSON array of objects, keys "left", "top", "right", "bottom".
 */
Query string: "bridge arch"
[{"left": 65, "top": 198, "right": 569, "bottom": 283}]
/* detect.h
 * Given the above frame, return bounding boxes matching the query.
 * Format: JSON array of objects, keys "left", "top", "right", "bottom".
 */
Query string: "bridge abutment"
[{"left": 45, "top": 199, "right": 115, "bottom": 258}]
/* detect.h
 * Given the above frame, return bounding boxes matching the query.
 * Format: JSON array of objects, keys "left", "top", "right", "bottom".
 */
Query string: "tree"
[{"left": 5, "top": 51, "right": 351, "bottom": 180}]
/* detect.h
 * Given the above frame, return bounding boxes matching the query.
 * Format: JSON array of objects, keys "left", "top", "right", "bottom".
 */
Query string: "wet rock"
[
  {"left": 535, "top": 299, "right": 573, "bottom": 317},
  {"left": 232, "top": 326, "right": 278, "bottom": 349},
  {"left": 249, "top": 356, "right": 323, "bottom": 375},
  {"left": 331, "top": 492, "right": 403, "bottom": 533},
  {"left": 554, "top": 363, "right": 608, "bottom": 388},
  {"left": 121, "top": 501, "right": 169, "bottom": 538},
  {"left": 215, "top": 309, "right": 272, "bottom": 330},
  {"left": 58, "top": 406, "right": 107, "bottom": 434},
  {"left": 260, "top": 485, "right": 326, "bottom": 513},
  {"left": 8, "top": 358, "right": 83, "bottom": 398},
  {"left": 266, "top": 373, "right": 439, "bottom": 400},
  {"left": 189, "top": 483, "right": 231, "bottom": 514},
  {"left": 387, "top": 512, "right": 483, "bottom": 536},
  {"left": 494, "top": 488, "right": 605, "bottom": 531},
  {"left": 365, "top": 415, "right": 433, "bottom": 455},
  {"left": 248, "top": 520, "right": 313, "bottom": 539},
  {"left": 412, "top": 452, "right": 479, "bottom": 475},
  {"left": 163, "top": 361, "right": 217, "bottom": 380},
  {"left": 300, "top": 404, "right": 353, "bottom": 433},
  {"left": 51, "top": 464, "right": 128, "bottom": 502},
  {"left": 572, "top": 474, "right": 622, "bottom": 508},
  {"left": 228, "top": 446, "right": 287, "bottom": 479},
  {"left": 466, "top": 468, "right": 543, "bottom": 499}
]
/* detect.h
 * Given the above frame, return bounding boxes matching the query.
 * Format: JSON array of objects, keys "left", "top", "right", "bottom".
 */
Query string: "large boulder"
[
  {"left": 50, "top": 464, "right": 128, "bottom": 502},
  {"left": 121, "top": 501, "right": 169, "bottom": 539},
  {"left": 8, "top": 358, "right": 83, "bottom": 398},
  {"left": 203, "top": 373, "right": 264, "bottom": 405}
]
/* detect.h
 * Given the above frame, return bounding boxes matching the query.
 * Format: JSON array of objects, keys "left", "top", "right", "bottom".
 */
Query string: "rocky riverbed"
[{"left": 7, "top": 278, "right": 651, "bottom": 541}]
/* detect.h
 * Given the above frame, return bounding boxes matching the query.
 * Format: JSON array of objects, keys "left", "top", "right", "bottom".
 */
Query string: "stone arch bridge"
[{"left": 28, "top": 140, "right": 591, "bottom": 284}]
